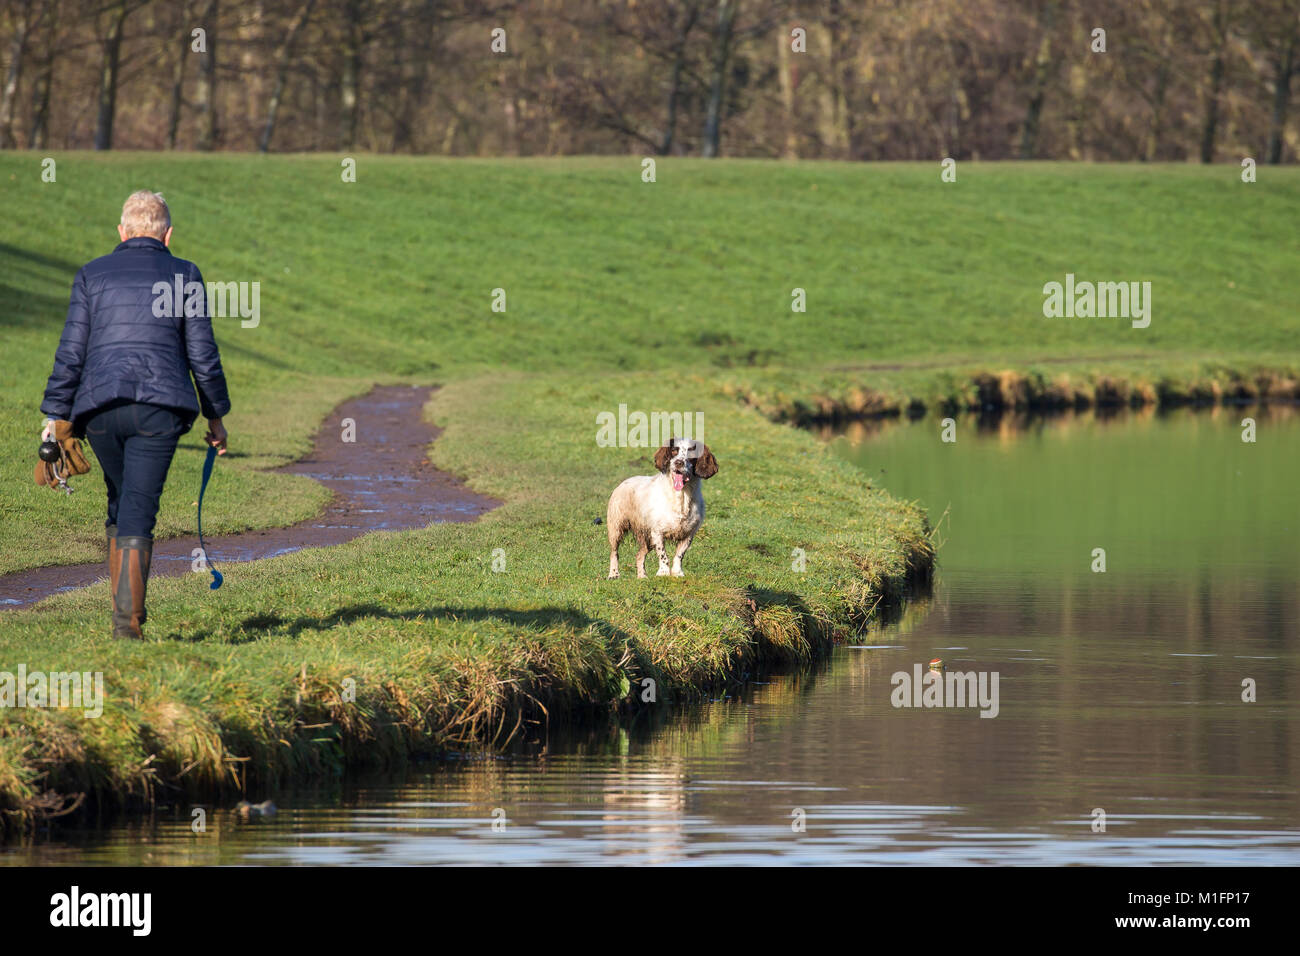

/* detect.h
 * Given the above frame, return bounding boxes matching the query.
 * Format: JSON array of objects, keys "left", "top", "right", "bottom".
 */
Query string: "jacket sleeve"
[
  {"left": 40, "top": 268, "right": 92, "bottom": 421},
  {"left": 181, "top": 263, "right": 232, "bottom": 419}
]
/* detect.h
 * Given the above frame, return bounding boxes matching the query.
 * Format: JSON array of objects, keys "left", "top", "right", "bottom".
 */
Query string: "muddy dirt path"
[{"left": 0, "top": 385, "right": 499, "bottom": 609}]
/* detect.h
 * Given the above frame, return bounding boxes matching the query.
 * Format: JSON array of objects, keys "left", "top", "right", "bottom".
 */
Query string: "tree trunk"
[
  {"left": 813, "top": 0, "right": 856, "bottom": 158},
  {"left": 195, "top": 0, "right": 218, "bottom": 151},
  {"left": 313, "top": 72, "right": 325, "bottom": 150},
  {"left": 701, "top": 0, "right": 738, "bottom": 158},
  {"left": 238, "top": 0, "right": 262, "bottom": 140},
  {"left": 499, "top": 65, "right": 518, "bottom": 155},
  {"left": 835, "top": 31, "right": 853, "bottom": 155},
  {"left": 259, "top": 0, "right": 316, "bottom": 152},
  {"left": 662, "top": 53, "right": 685, "bottom": 154},
  {"left": 166, "top": 1, "right": 189, "bottom": 149},
  {"left": 1199, "top": 57, "right": 1225, "bottom": 162},
  {"left": 27, "top": 11, "right": 55, "bottom": 150},
  {"left": 1019, "top": 1, "right": 1059, "bottom": 160},
  {"left": 660, "top": 3, "right": 699, "bottom": 155},
  {"left": 339, "top": 0, "right": 362, "bottom": 150},
  {"left": 1143, "top": 62, "right": 1169, "bottom": 161},
  {"left": 0, "top": 0, "right": 33, "bottom": 148},
  {"left": 391, "top": 7, "right": 429, "bottom": 153},
  {"left": 1266, "top": 32, "right": 1296, "bottom": 164},
  {"left": 1200, "top": 2, "right": 1227, "bottom": 164},
  {"left": 776, "top": 20, "right": 797, "bottom": 158},
  {"left": 94, "top": 0, "right": 131, "bottom": 151}
]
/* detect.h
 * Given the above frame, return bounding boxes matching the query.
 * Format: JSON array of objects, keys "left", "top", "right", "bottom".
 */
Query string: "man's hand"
[
  {"left": 41, "top": 418, "right": 54, "bottom": 442},
  {"left": 205, "top": 418, "right": 228, "bottom": 455}
]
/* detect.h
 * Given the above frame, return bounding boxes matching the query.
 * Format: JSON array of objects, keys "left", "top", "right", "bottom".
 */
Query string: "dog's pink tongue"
[{"left": 672, "top": 473, "right": 684, "bottom": 491}]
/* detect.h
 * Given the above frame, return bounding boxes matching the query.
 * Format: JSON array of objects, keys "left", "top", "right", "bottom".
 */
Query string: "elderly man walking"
[{"left": 41, "top": 191, "right": 231, "bottom": 638}]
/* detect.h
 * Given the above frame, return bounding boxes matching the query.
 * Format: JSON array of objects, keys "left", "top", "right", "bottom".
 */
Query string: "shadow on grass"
[
  {"left": 174, "top": 576, "right": 933, "bottom": 650},
  {"left": 0, "top": 243, "right": 81, "bottom": 330},
  {"left": 170, "top": 603, "right": 635, "bottom": 645},
  {"left": 0, "top": 281, "right": 73, "bottom": 330}
]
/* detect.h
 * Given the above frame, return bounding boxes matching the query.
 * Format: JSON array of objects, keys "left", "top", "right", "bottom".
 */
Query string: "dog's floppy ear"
[
  {"left": 694, "top": 443, "right": 718, "bottom": 479},
  {"left": 653, "top": 443, "right": 673, "bottom": 473}
]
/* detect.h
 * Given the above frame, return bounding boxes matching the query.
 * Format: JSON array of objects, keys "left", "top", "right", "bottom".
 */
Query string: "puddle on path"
[{"left": 0, "top": 385, "right": 499, "bottom": 609}]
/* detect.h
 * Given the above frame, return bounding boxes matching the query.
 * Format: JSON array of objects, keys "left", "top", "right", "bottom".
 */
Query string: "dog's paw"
[
  {"left": 671, "top": 568, "right": 685, "bottom": 577},
  {"left": 655, "top": 566, "right": 670, "bottom": 577},
  {"left": 607, "top": 570, "right": 620, "bottom": 579}
]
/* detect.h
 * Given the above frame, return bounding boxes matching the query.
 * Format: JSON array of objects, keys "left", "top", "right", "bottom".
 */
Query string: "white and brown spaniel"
[{"left": 606, "top": 437, "right": 718, "bottom": 579}]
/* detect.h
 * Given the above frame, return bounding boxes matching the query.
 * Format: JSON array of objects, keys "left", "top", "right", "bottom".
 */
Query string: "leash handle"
[{"left": 197, "top": 444, "right": 224, "bottom": 590}]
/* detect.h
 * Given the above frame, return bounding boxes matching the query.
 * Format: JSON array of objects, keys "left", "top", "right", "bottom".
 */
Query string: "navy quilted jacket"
[{"left": 41, "top": 236, "right": 231, "bottom": 436}]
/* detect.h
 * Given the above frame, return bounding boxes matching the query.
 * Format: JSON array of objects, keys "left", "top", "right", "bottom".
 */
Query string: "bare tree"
[
  {"left": 166, "top": 0, "right": 190, "bottom": 149},
  {"left": 816, "top": 0, "right": 857, "bottom": 158},
  {"left": 551, "top": 0, "right": 706, "bottom": 154},
  {"left": 260, "top": 0, "right": 316, "bottom": 152},
  {"left": 26, "top": 0, "right": 59, "bottom": 148},
  {"left": 338, "top": 0, "right": 363, "bottom": 149},
  {"left": 94, "top": 0, "right": 145, "bottom": 150},
  {"left": 776, "top": 14, "right": 796, "bottom": 157},
  {"left": 701, "top": 0, "right": 738, "bottom": 157},
  {"left": 0, "top": 0, "right": 1294, "bottom": 162},
  {"left": 1250, "top": 0, "right": 1300, "bottom": 163},
  {"left": 0, "top": 0, "right": 35, "bottom": 148},
  {"left": 1267, "top": 24, "right": 1298, "bottom": 162},
  {"left": 1020, "top": 0, "right": 1060, "bottom": 160},
  {"left": 1199, "top": 0, "right": 1232, "bottom": 163},
  {"left": 1121, "top": 0, "right": 1180, "bottom": 161},
  {"left": 662, "top": 0, "right": 703, "bottom": 154},
  {"left": 195, "top": 0, "right": 217, "bottom": 150}
]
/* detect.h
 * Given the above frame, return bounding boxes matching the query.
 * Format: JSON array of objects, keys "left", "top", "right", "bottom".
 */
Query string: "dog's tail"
[{"left": 606, "top": 493, "right": 626, "bottom": 551}]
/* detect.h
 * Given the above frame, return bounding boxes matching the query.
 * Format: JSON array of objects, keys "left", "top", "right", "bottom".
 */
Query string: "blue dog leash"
[{"left": 197, "top": 444, "right": 224, "bottom": 590}]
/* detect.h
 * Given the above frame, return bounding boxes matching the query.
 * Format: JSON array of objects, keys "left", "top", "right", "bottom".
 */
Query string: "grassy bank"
[
  {"left": 721, "top": 357, "right": 1300, "bottom": 426},
  {"left": 0, "top": 371, "right": 932, "bottom": 828},
  {"left": 1, "top": 155, "right": 1296, "bottom": 828}
]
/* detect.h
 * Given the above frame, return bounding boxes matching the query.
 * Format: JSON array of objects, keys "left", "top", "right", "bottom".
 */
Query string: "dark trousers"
[{"left": 84, "top": 402, "right": 185, "bottom": 539}]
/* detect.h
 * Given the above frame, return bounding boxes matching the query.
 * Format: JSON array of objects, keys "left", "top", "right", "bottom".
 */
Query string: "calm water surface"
[{"left": 6, "top": 405, "right": 1298, "bottom": 865}]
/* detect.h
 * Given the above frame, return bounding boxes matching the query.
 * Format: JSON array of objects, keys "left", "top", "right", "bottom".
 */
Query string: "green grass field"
[{"left": 0, "top": 155, "right": 1296, "bottom": 822}]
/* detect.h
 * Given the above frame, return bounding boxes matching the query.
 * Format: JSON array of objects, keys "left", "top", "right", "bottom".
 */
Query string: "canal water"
[{"left": 5, "top": 405, "right": 1297, "bottom": 865}]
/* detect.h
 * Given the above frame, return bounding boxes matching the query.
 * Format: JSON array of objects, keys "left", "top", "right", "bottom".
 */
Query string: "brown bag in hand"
[
  {"left": 53, "top": 420, "right": 91, "bottom": 476},
  {"left": 35, "top": 419, "right": 91, "bottom": 490},
  {"left": 35, "top": 459, "right": 58, "bottom": 487}
]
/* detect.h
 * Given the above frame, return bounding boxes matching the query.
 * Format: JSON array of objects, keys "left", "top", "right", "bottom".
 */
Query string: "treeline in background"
[{"left": 1, "top": 0, "right": 1297, "bottom": 162}]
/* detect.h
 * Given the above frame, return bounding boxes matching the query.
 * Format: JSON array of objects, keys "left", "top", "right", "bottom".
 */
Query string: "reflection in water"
[{"left": 4, "top": 406, "right": 1297, "bottom": 865}]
